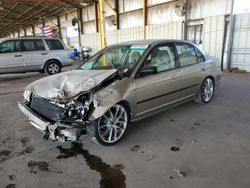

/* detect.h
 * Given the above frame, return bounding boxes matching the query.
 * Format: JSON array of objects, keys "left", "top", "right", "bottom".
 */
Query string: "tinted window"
[
  {"left": 176, "top": 43, "right": 197, "bottom": 67},
  {"left": 145, "top": 45, "right": 175, "bottom": 72},
  {"left": 45, "top": 39, "right": 64, "bottom": 50},
  {"left": 22, "top": 39, "right": 45, "bottom": 51},
  {"left": 0, "top": 40, "right": 21, "bottom": 53}
]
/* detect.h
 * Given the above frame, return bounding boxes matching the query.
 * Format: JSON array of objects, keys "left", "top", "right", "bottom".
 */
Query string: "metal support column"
[
  {"left": 226, "top": 0, "right": 235, "bottom": 68},
  {"left": 32, "top": 25, "right": 35, "bottom": 36},
  {"left": 98, "top": 0, "right": 106, "bottom": 49},
  {"left": 114, "top": 0, "right": 120, "bottom": 30},
  {"left": 77, "top": 8, "right": 83, "bottom": 47},
  {"left": 57, "top": 17, "right": 62, "bottom": 39},
  {"left": 184, "top": 0, "right": 190, "bottom": 40},
  {"left": 94, "top": 1, "right": 99, "bottom": 33},
  {"left": 143, "top": 0, "right": 147, "bottom": 39}
]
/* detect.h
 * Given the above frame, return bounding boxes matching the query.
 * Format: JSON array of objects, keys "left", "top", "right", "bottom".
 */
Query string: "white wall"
[
  {"left": 190, "top": 0, "right": 231, "bottom": 19},
  {"left": 146, "top": 21, "right": 183, "bottom": 39},
  {"left": 231, "top": 13, "right": 250, "bottom": 71},
  {"left": 203, "top": 15, "right": 225, "bottom": 60}
]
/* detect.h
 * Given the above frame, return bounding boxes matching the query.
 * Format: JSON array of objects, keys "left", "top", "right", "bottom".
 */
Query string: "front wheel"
[
  {"left": 93, "top": 104, "right": 129, "bottom": 146},
  {"left": 198, "top": 77, "right": 214, "bottom": 103}
]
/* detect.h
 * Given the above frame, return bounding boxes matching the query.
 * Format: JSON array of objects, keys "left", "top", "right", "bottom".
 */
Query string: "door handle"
[
  {"left": 14, "top": 54, "right": 22, "bottom": 57},
  {"left": 201, "top": 68, "right": 205, "bottom": 72},
  {"left": 41, "top": 52, "right": 48, "bottom": 55}
]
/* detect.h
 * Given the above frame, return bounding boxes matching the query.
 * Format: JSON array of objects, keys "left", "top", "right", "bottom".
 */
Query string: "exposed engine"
[{"left": 61, "top": 93, "right": 96, "bottom": 123}]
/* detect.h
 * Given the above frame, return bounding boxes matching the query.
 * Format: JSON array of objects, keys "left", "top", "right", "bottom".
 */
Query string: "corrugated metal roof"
[{"left": 0, "top": 0, "right": 95, "bottom": 38}]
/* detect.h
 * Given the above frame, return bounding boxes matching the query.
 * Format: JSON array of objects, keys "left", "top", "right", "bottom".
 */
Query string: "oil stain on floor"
[
  {"left": 27, "top": 160, "right": 49, "bottom": 174},
  {"left": 56, "top": 142, "right": 126, "bottom": 188}
]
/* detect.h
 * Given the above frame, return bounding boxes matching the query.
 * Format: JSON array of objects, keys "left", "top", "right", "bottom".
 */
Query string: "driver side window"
[
  {"left": 0, "top": 40, "right": 21, "bottom": 53},
  {"left": 144, "top": 45, "right": 176, "bottom": 72}
]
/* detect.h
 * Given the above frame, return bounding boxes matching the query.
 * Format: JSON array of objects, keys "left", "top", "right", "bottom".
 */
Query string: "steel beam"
[
  {"left": 94, "top": 1, "right": 99, "bottom": 32},
  {"left": 99, "top": 0, "right": 107, "bottom": 48},
  {"left": 57, "top": 17, "right": 62, "bottom": 38},
  {"left": 184, "top": 0, "right": 191, "bottom": 40},
  {"left": 114, "top": 0, "right": 120, "bottom": 30},
  {"left": 77, "top": 8, "right": 83, "bottom": 47},
  {"left": 226, "top": 0, "right": 235, "bottom": 68}
]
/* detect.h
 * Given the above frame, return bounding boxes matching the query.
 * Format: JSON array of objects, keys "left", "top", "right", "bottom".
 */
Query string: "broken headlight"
[
  {"left": 64, "top": 94, "right": 95, "bottom": 120},
  {"left": 23, "top": 89, "right": 31, "bottom": 102}
]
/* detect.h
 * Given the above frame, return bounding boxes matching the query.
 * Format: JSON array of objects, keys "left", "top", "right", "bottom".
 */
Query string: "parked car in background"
[
  {"left": 18, "top": 40, "right": 221, "bottom": 146},
  {"left": 0, "top": 37, "right": 73, "bottom": 75}
]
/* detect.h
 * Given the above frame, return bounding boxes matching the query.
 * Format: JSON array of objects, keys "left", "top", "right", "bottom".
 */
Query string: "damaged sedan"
[{"left": 18, "top": 40, "right": 221, "bottom": 145}]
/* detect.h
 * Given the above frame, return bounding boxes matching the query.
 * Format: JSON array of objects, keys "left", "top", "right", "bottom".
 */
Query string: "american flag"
[{"left": 42, "top": 25, "right": 53, "bottom": 36}]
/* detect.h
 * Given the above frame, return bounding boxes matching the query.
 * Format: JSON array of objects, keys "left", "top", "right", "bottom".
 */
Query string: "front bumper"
[{"left": 18, "top": 101, "right": 83, "bottom": 142}]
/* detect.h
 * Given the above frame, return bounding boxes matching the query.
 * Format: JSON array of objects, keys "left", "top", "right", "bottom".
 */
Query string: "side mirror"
[{"left": 138, "top": 66, "right": 157, "bottom": 77}]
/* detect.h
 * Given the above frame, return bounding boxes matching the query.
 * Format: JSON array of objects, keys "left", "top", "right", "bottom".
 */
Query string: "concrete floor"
[{"left": 0, "top": 62, "right": 250, "bottom": 188}]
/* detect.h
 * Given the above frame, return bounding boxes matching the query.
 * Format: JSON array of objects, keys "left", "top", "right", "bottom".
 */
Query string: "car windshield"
[{"left": 79, "top": 44, "right": 149, "bottom": 75}]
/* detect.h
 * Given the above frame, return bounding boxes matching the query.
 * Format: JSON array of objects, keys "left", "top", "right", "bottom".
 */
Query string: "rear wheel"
[
  {"left": 45, "top": 60, "right": 61, "bottom": 75},
  {"left": 198, "top": 77, "right": 214, "bottom": 103},
  {"left": 93, "top": 104, "right": 129, "bottom": 146}
]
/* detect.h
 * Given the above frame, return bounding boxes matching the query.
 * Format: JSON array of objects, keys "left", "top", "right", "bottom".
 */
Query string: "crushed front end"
[{"left": 18, "top": 91, "right": 97, "bottom": 142}]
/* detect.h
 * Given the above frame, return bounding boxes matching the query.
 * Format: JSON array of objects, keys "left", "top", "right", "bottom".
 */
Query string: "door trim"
[
  {"left": 137, "top": 83, "right": 201, "bottom": 104},
  {"left": 135, "top": 94, "right": 196, "bottom": 117}
]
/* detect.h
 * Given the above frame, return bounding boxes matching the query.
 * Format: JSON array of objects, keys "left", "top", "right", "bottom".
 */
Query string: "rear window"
[{"left": 45, "top": 39, "right": 64, "bottom": 50}]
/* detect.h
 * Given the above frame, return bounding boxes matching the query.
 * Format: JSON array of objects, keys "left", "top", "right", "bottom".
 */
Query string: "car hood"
[{"left": 26, "top": 69, "right": 118, "bottom": 102}]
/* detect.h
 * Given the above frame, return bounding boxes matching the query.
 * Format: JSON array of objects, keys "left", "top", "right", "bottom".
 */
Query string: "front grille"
[{"left": 31, "top": 95, "right": 65, "bottom": 122}]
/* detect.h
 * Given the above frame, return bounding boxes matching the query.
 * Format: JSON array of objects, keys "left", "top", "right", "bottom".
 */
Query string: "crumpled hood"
[{"left": 26, "top": 69, "right": 118, "bottom": 101}]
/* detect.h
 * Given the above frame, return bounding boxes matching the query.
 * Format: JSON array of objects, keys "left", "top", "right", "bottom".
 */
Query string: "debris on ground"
[
  {"left": 192, "top": 139, "right": 198, "bottom": 143},
  {"left": 8, "top": 174, "right": 15, "bottom": 181},
  {"left": 131, "top": 145, "right": 140, "bottom": 152},
  {"left": 20, "top": 137, "right": 30, "bottom": 147},
  {"left": 226, "top": 67, "right": 246, "bottom": 73},
  {"left": 170, "top": 168, "right": 187, "bottom": 180}
]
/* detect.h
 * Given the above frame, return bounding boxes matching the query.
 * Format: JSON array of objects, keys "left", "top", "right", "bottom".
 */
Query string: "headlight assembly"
[{"left": 23, "top": 90, "right": 31, "bottom": 102}]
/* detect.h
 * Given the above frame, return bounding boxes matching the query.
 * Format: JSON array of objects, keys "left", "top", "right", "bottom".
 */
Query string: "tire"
[
  {"left": 45, "top": 60, "right": 61, "bottom": 75},
  {"left": 92, "top": 103, "right": 130, "bottom": 146},
  {"left": 196, "top": 77, "right": 214, "bottom": 104}
]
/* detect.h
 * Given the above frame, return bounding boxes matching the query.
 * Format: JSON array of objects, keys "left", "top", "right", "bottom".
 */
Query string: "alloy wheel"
[
  {"left": 97, "top": 104, "right": 128, "bottom": 144},
  {"left": 201, "top": 78, "right": 214, "bottom": 103}
]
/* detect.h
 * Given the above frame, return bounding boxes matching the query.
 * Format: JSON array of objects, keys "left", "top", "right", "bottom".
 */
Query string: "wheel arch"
[
  {"left": 117, "top": 100, "right": 132, "bottom": 120},
  {"left": 42, "top": 59, "right": 62, "bottom": 71}
]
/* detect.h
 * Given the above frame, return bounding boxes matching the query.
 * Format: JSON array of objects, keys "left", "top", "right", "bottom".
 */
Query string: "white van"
[{"left": 0, "top": 37, "right": 73, "bottom": 75}]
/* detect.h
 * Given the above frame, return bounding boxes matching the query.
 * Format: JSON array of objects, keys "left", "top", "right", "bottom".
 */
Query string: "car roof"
[
  {"left": 111, "top": 39, "right": 195, "bottom": 46},
  {"left": 2, "top": 37, "right": 60, "bottom": 40}
]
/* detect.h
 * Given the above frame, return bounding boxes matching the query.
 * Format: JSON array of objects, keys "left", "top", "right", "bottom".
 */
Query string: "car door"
[
  {"left": 44, "top": 39, "right": 67, "bottom": 63},
  {"left": 174, "top": 42, "right": 206, "bottom": 97},
  {"left": 21, "top": 39, "right": 47, "bottom": 72},
  {"left": 134, "top": 43, "right": 188, "bottom": 118},
  {"left": 0, "top": 39, "right": 24, "bottom": 73}
]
